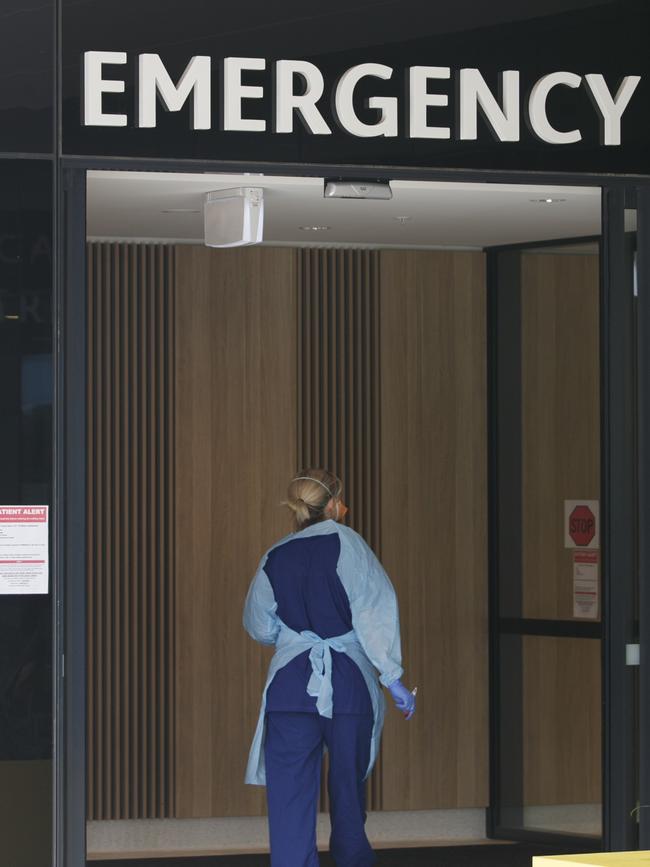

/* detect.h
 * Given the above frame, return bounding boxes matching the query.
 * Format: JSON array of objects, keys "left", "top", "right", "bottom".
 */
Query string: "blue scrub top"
[
  {"left": 243, "top": 518, "right": 404, "bottom": 784},
  {"left": 264, "top": 531, "right": 373, "bottom": 715}
]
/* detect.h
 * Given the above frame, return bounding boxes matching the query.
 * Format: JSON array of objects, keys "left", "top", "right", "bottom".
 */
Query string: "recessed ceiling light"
[
  {"left": 299, "top": 225, "right": 331, "bottom": 231},
  {"left": 161, "top": 208, "right": 201, "bottom": 214},
  {"left": 530, "top": 198, "right": 567, "bottom": 204}
]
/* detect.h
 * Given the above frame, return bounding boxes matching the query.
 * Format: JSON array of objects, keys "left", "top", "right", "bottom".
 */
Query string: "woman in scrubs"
[{"left": 243, "top": 468, "right": 416, "bottom": 867}]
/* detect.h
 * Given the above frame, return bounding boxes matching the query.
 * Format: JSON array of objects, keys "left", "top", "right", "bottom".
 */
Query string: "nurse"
[{"left": 243, "top": 468, "right": 416, "bottom": 867}]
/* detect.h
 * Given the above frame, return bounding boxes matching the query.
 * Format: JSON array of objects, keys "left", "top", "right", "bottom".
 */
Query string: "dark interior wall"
[{"left": 0, "top": 161, "right": 54, "bottom": 866}]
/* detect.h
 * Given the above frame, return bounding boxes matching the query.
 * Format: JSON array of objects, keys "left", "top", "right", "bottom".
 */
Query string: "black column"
[
  {"left": 601, "top": 187, "right": 638, "bottom": 851},
  {"left": 54, "top": 167, "right": 87, "bottom": 867},
  {"left": 636, "top": 186, "right": 650, "bottom": 848}
]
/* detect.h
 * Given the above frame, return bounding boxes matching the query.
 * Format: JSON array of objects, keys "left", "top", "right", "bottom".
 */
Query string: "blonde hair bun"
[{"left": 283, "top": 469, "right": 342, "bottom": 529}]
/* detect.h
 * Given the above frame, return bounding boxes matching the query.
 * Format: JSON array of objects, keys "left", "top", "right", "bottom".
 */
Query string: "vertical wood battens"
[
  {"left": 297, "top": 248, "right": 382, "bottom": 808},
  {"left": 86, "top": 243, "right": 176, "bottom": 820},
  {"left": 168, "top": 247, "right": 177, "bottom": 816},
  {"left": 298, "top": 248, "right": 381, "bottom": 549}
]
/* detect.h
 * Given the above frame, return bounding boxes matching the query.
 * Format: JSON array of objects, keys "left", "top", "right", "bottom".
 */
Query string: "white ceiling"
[{"left": 86, "top": 170, "right": 601, "bottom": 250}]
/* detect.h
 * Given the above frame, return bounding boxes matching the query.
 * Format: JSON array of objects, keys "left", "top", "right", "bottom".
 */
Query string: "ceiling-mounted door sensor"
[{"left": 324, "top": 180, "right": 392, "bottom": 200}]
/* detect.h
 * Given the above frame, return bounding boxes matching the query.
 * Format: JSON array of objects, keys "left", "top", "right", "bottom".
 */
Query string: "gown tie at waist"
[
  {"left": 276, "top": 624, "right": 358, "bottom": 719},
  {"left": 245, "top": 618, "right": 384, "bottom": 785}
]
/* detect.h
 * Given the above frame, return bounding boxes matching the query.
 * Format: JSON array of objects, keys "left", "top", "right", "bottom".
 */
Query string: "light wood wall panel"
[
  {"left": 86, "top": 243, "right": 176, "bottom": 820},
  {"left": 173, "top": 246, "right": 297, "bottom": 818},
  {"left": 297, "top": 248, "right": 382, "bottom": 809},
  {"left": 521, "top": 253, "right": 600, "bottom": 620},
  {"left": 379, "top": 250, "right": 489, "bottom": 810}
]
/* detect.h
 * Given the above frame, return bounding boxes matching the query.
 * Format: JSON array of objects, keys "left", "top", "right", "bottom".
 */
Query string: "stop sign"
[{"left": 569, "top": 504, "right": 596, "bottom": 547}]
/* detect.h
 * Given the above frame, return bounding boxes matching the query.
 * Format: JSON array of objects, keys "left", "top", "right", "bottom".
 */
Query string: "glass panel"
[
  {"left": 520, "top": 243, "right": 601, "bottom": 622},
  {"left": 493, "top": 200, "right": 603, "bottom": 843},
  {"left": 498, "top": 635, "right": 602, "bottom": 837},
  {"left": 497, "top": 237, "right": 602, "bottom": 624},
  {"left": 522, "top": 635, "right": 601, "bottom": 835},
  {"left": 0, "top": 160, "right": 53, "bottom": 866}
]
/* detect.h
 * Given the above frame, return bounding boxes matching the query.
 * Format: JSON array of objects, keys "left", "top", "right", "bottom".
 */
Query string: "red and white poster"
[
  {"left": 573, "top": 550, "right": 599, "bottom": 619},
  {"left": 0, "top": 506, "right": 49, "bottom": 595}
]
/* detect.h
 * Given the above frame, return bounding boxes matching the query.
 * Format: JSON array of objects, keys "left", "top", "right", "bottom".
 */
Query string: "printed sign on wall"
[
  {"left": 564, "top": 499, "right": 600, "bottom": 550},
  {"left": 573, "top": 550, "right": 599, "bottom": 619},
  {"left": 0, "top": 506, "right": 49, "bottom": 594}
]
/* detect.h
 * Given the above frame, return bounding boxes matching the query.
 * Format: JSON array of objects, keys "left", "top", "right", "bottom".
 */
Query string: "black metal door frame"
[
  {"left": 56, "top": 161, "right": 650, "bottom": 865},
  {"left": 600, "top": 187, "right": 637, "bottom": 851},
  {"left": 634, "top": 186, "right": 650, "bottom": 849},
  {"left": 54, "top": 166, "right": 87, "bottom": 867},
  {"left": 486, "top": 185, "right": 649, "bottom": 851},
  {"left": 485, "top": 229, "right": 605, "bottom": 850}
]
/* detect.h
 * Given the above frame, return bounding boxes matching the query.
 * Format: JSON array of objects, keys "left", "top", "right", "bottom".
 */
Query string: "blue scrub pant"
[{"left": 264, "top": 711, "right": 376, "bottom": 867}]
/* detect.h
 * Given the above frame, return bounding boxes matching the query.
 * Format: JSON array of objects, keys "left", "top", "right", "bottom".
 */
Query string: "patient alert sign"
[
  {"left": 0, "top": 506, "right": 49, "bottom": 594},
  {"left": 564, "top": 500, "right": 599, "bottom": 549},
  {"left": 573, "top": 551, "right": 599, "bottom": 619}
]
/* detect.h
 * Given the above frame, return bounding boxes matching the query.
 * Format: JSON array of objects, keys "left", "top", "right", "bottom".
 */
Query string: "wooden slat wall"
[
  {"left": 173, "top": 246, "right": 297, "bottom": 818},
  {"left": 297, "top": 248, "right": 382, "bottom": 572},
  {"left": 297, "top": 247, "right": 382, "bottom": 809},
  {"left": 87, "top": 243, "right": 492, "bottom": 820},
  {"left": 379, "top": 250, "right": 489, "bottom": 810},
  {"left": 86, "top": 242, "right": 176, "bottom": 820}
]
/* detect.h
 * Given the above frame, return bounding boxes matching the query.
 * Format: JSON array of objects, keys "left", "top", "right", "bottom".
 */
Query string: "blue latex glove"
[{"left": 388, "top": 679, "right": 416, "bottom": 720}]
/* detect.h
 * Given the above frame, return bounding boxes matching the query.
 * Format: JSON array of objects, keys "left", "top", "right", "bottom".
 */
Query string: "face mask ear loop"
[{"left": 292, "top": 476, "right": 333, "bottom": 497}]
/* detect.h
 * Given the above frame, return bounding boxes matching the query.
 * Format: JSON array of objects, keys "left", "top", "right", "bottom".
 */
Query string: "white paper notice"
[
  {"left": 0, "top": 506, "right": 49, "bottom": 595},
  {"left": 573, "top": 550, "right": 599, "bottom": 619}
]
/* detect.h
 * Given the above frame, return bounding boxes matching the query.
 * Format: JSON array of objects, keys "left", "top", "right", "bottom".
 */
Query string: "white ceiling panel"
[{"left": 86, "top": 170, "right": 600, "bottom": 250}]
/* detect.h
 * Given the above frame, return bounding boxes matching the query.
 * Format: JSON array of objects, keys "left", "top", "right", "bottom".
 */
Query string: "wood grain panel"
[
  {"left": 379, "top": 250, "right": 489, "bottom": 810},
  {"left": 86, "top": 242, "right": 176, "bottom": 820},
  {"left": 521, "top": 252, "right": 600, "bottom": 620},
  {"left": 523, "top": 636, "right": 601, "bottom": 805},
  {"left": 173, "top": 245, "right": 297, "bottom": 818},
  {"left": 297, "top": 248, "right": 382, "bottom": 809}
]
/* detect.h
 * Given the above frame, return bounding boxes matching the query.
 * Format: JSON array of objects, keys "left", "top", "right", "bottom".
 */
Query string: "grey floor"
[{"left": 89, "top": 841, "right": 601, "bottom": 867}]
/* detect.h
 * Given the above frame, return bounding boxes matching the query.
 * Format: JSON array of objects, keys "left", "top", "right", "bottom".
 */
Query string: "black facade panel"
[
  {"left": 0, "top": 1, "right": 54, "bottom": 155},
  {"left": 62, "top": 0, "right": 650, "bottom": 174}
]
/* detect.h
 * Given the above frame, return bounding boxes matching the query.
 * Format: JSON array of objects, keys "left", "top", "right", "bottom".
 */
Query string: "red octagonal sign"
[{"left": 569, "top": 504, "right": 596, "bottom": 547}]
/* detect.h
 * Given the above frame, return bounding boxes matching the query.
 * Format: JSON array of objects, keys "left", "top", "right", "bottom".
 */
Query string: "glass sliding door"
[
  {"left": 489, "top": 185, "right": 650, "bottom": 851},
  {"left": 488, "top": 224, "right": 605, "bottom": 846}
]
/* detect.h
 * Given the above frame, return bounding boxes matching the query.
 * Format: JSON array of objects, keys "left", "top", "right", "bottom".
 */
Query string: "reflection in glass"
[{"left": 0, "top": 160, "right": 53, "bottom": 867}]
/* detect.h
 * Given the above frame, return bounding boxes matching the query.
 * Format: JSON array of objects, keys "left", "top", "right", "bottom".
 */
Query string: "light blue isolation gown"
[{"left": 243, "top": 518, "right": 404, "bottom": 786}]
